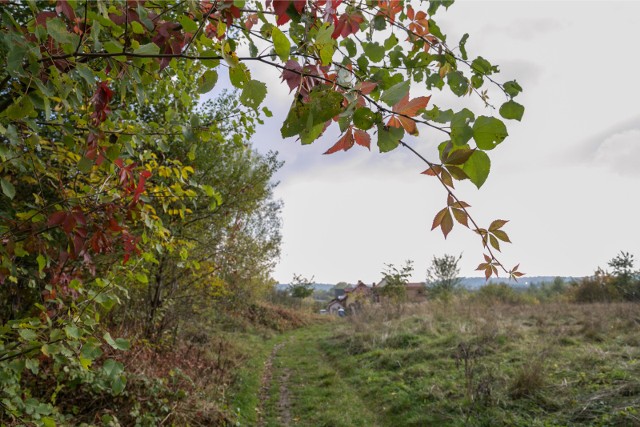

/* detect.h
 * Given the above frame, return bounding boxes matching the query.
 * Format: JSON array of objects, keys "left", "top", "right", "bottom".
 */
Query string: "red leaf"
[
  {"left": 90, "top": 81, "right": 114, "bottom": 125},
  {"left": 293, "top": 0, "right": 306, "bottom": 13},
  {"left": 332, "top": 11, "right": 364, "bottom": 39},
  {"left": 47, "top": 211, "right": 66, "bottom": 227},
  {"left": 353, "top": 129, "right": 371, "bottom": 149},
  {"left": 357, "top": 81, "right": 377, "bottom": 95},
  {"left": 281, "top": 59, "right": 303, "bottom": 92},
  {"left": 56, "top": 0, "right": 76, "bottom": 21},
  {"left": 273, "top": 0, "right": 291, "bottom": 26},
  {"left": 324, "top": 128, "right": 354, "bottom": 154}
]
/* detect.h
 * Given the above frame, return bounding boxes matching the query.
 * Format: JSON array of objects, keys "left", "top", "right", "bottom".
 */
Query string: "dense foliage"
[{"left": 0, "top": 0, "right": 525, "bottom": 423}]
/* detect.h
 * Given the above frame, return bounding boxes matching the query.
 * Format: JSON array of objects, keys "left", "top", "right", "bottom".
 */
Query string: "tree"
[
  {"left": 426, "top": 253, "right": 462, "bottom": 298},
  {"left": 0, "top": 0, "right": 525, "bottom": 422},
  {"left": 289, "top": 274, "right": 315, "bottom": 299},
  {"left": 335, "top": 281, "right": 350, "bottom": 289},
  {"left": 378, "top": 260, "right": 414, "bottom": 302},
  {"left": 608, "top": 251, "right": 640, "bottom": 301}
]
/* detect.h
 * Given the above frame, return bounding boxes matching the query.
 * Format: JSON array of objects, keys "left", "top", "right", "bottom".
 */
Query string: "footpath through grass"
[{"left": 232, "top": 302, "right": 640, "bottom": 427}]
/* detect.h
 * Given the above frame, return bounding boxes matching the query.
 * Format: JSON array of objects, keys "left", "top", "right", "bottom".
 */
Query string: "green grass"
[{"left": 230, "top": 301, "right": 640, "bottom": 426}]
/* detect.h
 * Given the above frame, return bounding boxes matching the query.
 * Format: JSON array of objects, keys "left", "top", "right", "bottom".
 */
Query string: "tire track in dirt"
[
  {"left": 278, "top": 368, "right": 292, "bottom": 426},
  {"left": 256, "top": 342, "right": 285, "bottom": 427}
]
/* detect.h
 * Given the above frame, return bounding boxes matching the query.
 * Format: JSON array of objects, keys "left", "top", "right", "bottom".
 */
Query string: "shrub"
[
  {"left": 473, "top": 283, "right": 536, "bottom": 305},
  {"left": 572, "top": 272, "right": 621, "bottom": 303}
]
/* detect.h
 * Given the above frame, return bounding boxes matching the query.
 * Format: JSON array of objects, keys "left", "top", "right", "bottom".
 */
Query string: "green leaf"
[
  {"left": 77, "top": 157, "right": 93, "bottom": 173},
  {"left": 377, "top": 125, "right": 404, "bottom": 153},
  {"left": 447, "top": 71, "right": 468, "bottom": 97},
  {"left": 240, "top": 80, "right": 267, "bottom": 109},
  {"left": 37, "top": 254, "right": 46, "bottom": 272},
  {"left": 499, "top": 100, "right": 525, "bottom": 121},
  {"left": 272, "top": 27, "right": 290, "bottom": 62},
  {"left": 102, "top": 359, "right": 124, "bottom": 377},
  {"left": 380, "top": 80, "right": 410, "bottom": 107},
  {"left": 384, "top": 34, "right": 398, "bottom": 50},
  {"left": 423, "top": 106, "right": 453, "bottom": 124},
  {"left": 315, "top": 23, "right": 336, "bottom": 65},
  {"left": 229, "top": 63, "right": 250, "bottom": 88},
  {"left": 7, "top": 45, "right": 27, "bottom": 77},
  {"left": 19, "top": 329, "right": 38, "bottom": 341},
  {"left": 473, "top": 116, "right": 508, "bottom": 150},
  {"left": 281, "top": 88, "right": 343, "bottom": 138},
  {"left": 503, "top": 80, "right": 523, "bottom": 98},
  {"left": 4, "top": 95, "right": 35, "bottom": 120},
  {"left": 450, "top": 109, "right": 474, "bottom": 146},
  {"left": 178, "top": 15, "right": 199, "bottom": 33},
  {"left": 364, "top": 42, "right": 385, "bottom": 63},
  {"left": 1, "top": 178, "right": 15, "bottom": 200},
  {"left": 471, "top": 56, "right": 494, "bottom": 75},
  {"left": 47, "top": 18, "right": 79, "bottom": 47},
  {"left": 462, "top": 150, "right": 491, "bottom": 188},
  {"left": 130, "top": 21, "right": 145, "bottom": 34},
  {"left": 459, "top": 33, "right": 469, "bottom": 60},
  {"left": 134, "top": 272, "right": 148, "bottom": 283},
  {"left": 353, "top": 107, "right": 377, "bottom": 130},
  {"left": 64, "top": 325, "right": 81, "bottom": 340},
  {"left": 197, "top": 70, "right": 218, "bottom": 94},
  {"left": 342, "top": 38, "right": 357, "bottom": 57},
  {"left": 104, "top": 332, "right": 130, "bottom": 351},
  {"left": 133, "top": 42, "right": 160, "bottom": 56}
]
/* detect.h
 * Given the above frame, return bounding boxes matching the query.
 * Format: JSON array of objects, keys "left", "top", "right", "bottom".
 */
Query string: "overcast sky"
[{"left": 210, "top": 1, "right": 640, "bottom": 285}]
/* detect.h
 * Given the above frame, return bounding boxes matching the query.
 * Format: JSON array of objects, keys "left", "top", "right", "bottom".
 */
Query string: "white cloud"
[{"left": 594, "top": 130, "right": 640, "bottom": 176}]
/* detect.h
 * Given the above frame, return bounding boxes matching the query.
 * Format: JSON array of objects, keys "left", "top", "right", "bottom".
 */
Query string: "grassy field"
[{"left": 232, "top": 301, "right": 640, "bottom": 426}]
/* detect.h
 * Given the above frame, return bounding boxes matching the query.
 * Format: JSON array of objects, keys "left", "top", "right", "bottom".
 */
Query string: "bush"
[
  {"left": 473, "top": 283, "right": 536, "bottom": 305},
  {"left": 572, "top": 272, "right": 621, "bottom": 303}
]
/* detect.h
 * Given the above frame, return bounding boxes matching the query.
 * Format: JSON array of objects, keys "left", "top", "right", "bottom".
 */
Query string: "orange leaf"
[
  {"left": 392, "top": 94, "right": 431, "bottom": 117},
  {"left": 397, "top": 115, "right": 418, "bottom": 135},
  {"left": 324, "top": 128, "right": 354, "bottom": 154},
  {"left": 440, "top": 209, "right": 453, "bottom": 238},
  {"left": 489, "top": 234, "right": 500, "bottom": 252},
  {"left": 421, "top": 165, "right": 441, "bottom": 176},
  {"left": 386, "top": 115, "right": 402, "bottom": 129},
  {"left": 452, "top": 200, "right": 471, "bottom": 209},
  {"left": 431, "top": 207, "right": 448, "bottom": 230},
  {"left": 451, "top": 208, "right": 468, "bottom": 227},
  {"left": 489, "top": 219, "right": 508, "bottom": 231},
  {"left": 353, "top": 129, "right": 371, "bottom": 149},
  {"left": 440, "top": 169, "right": 454, "bottom": 188},
  {"left": 492, "top": 229, "right": 511, "bottom": 243}
]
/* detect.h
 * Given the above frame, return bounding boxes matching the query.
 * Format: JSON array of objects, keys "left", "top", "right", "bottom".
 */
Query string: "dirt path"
[
  {"left": 277, "top": 368, "right": 292, "bottom": 426},
  {"left": 256, "top": 342, "right": 285, "bottom": 427}
]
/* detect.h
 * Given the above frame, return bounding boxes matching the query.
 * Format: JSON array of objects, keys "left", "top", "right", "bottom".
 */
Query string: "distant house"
[
  {"left": 327, "top": 281, "right": 373, "bottom": 314},
  {"left": 376, "top": 278, "right": 427, "bottom": 302},
  {"left": 326, "top": 295, "right": 346, "bottom": 314}
]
